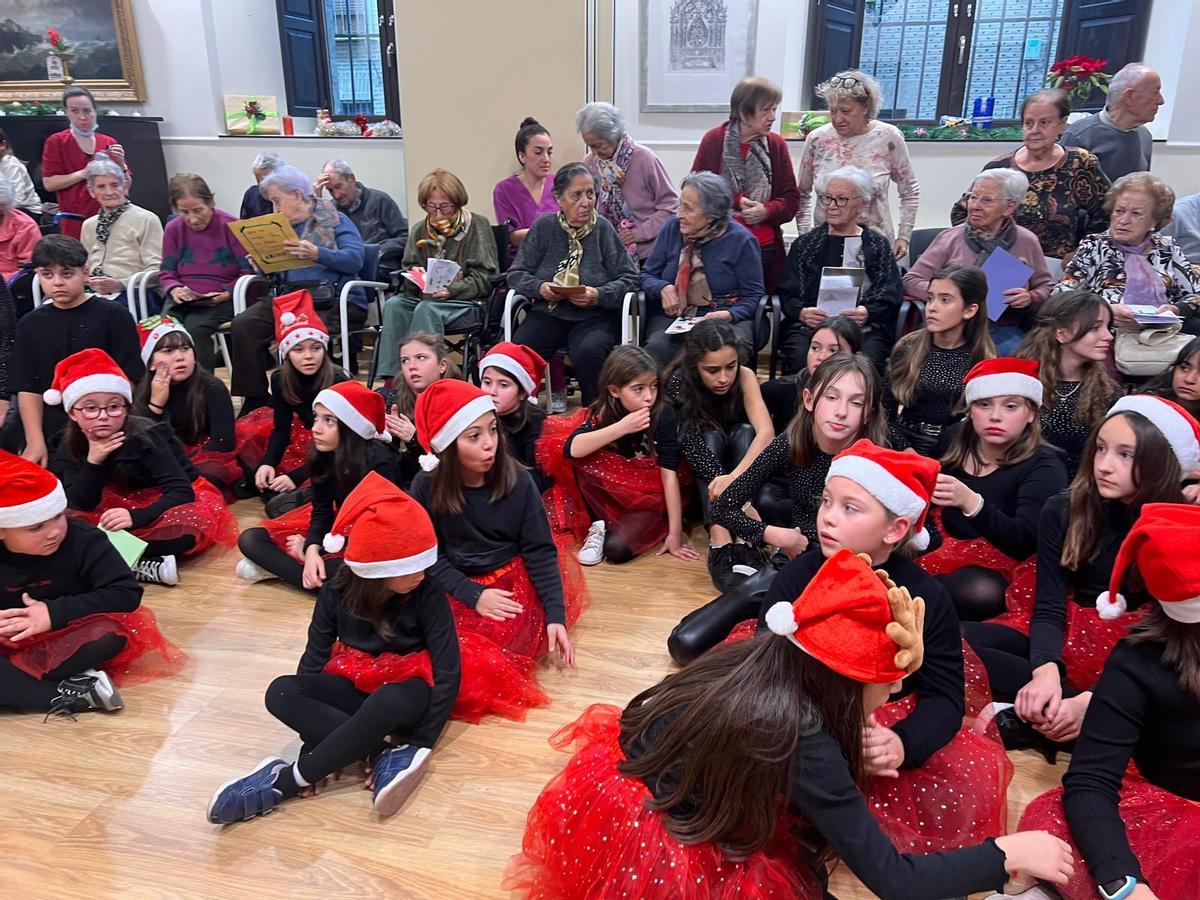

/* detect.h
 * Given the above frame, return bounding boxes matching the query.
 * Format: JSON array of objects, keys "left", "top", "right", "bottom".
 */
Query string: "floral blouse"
[{"left": 1052, "top": 232, "right": 1200, "bottom": 313}]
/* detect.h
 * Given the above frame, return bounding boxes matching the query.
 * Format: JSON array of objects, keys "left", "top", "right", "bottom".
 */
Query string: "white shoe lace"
[{"left": 582, "top": 525, "right": 604, "bottom": 555}]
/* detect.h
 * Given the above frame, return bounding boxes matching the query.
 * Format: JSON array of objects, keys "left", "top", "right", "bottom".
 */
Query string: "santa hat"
[
  {"left": 1107, "top": 395, "right": 1200, "bottom": 474},
  {"left": 764, "top": 548, "right": 925, "bottom": 683},
  {"left": 1096, "top": 502, "right": 1200, "bottom": 622},
  {"left": 413, "top": 379, "right": 496, "bottom": 472},
  {"left": 136, "top": 315, "right": 193, "bottom": 365},
  {"left": 274, "top": 289, "right": 329, "bottom": 360},
  {"left": 826, "top": 439, "right": 940, "bottom": 552},
  {"left": 313, "top": 381, "right": 391, "bottom": 443},
  {"left": 43, "top": 348, "right": 132, "bottom": 412},
  {"left": 963, "top": 357, "right": 1043, "bottom": 407},
  {"left": 478, "top": 342, "right": 547, "bottom": 397},
  {"left": 321, "top": 471, "right": 438, "bottom": 575},
  {"left": 0, "top": 450, "right": 67, "bottom": 528}
]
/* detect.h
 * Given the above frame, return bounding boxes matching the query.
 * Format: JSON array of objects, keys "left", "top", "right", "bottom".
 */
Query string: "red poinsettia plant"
[
  {"left": 47, "top": 28, "right": 61, "bottom": 47},
  {"left": 1044, "top": 55, "right": 1111, "bottom": 105}
]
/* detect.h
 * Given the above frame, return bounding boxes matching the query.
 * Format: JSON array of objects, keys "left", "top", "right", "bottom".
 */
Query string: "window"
[
  {"left": 807, "top": 0, "right": 1151, "bottom": 123},
  {"left": 277, "top": 0, "right": 400, "bottom": 121}
]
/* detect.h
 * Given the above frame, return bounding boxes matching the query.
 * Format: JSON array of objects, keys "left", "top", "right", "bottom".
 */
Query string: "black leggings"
[
  {"left": 0, "top": 632, "right": 127, "bottom": 712},
  {"left": 145, "top": 535, "right": 197, "bottom": 559},
  {"left": 961, "top": 622, "right": 1079, "bottom": 703},
  {"left": 265, "top": 673, "right": 432, "bottom": 784},
  {"left": 937, "top": 566, "right": 1010, "bottom": 622},
  {"left": 754, "top": 478, "right": 793, "bottom": 530},
  {"left": 668, "top": 566, "right": 778, "bottom": 665},
  {"left": 239, "top": 527, "right": 306, "bottom": 590},
  {"left": 696, "top": 423, "right": 756, "bottom": 526}
]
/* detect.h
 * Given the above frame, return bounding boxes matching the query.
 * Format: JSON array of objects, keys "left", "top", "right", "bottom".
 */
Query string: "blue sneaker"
[
  {"left": 207, "top": 756, "right": 288, "bottom": 824},
  {"left": 372, "top": 744, "right": 430, "bottom": 816}
]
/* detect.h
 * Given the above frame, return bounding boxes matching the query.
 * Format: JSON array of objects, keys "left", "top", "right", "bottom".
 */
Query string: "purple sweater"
[
  {"left": 584, "top": 140, "right": 679, "bottom": 261},
  {"left": 493, "top": 174, "right": 559, "bottom": 263},
  {"left": 159, "top": 208, "right": 252, "bottom": 297}
]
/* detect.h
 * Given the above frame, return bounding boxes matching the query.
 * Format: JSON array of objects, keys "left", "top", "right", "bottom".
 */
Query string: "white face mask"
[{"left": 70, "top": 122, "right": 97, "bottom": 138}]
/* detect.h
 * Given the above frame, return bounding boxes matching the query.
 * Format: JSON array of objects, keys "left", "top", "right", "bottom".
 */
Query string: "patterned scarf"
[
  {"left": 299, "top": 198, "right": 342, "bottom": 252},
  {"left": 415, "top": 208, "right": 471, "bottom": 259},
  {"left": 720, "top": 119, "right": 772, "bottom": 204},
  {"left": 91, "top": 200, "right": 131, "bottom": 275},
  {"left": 674, "top": 218, "right": 728, "bottom": 309},
  {"left": 964, "top": 218, "right": 1017, "bottom": 266},
  {"left": 1109, "top": 232, "right": 1168, "bottom": 307},
  {"left": 553, "top": 210, "right": 597, "bottom": 287},
  {"left": 595, "top": 135, "right": 635, "bottom": 230}
]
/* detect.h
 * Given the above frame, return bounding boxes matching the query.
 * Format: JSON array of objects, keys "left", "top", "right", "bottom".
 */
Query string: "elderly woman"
[
  {"left": 692, "top": 77, "right": 798, "bottom": 292},
  {"left": 904, "top": 169, "right": 1052, "bottom": 352},
  {"left": 797, "top": 70, "right": 920, "bottom": 261},
  {"left": 79, "top": 156, "right": 163, "bottom": 309},
  {"left": 0, "top": 180, "right": 41, "bottom": 280},
  {"left": 578, "top": 102, "right": 678, "bottom": 265},
  {"left": 228, "top": 164, "right": 366, "bottom": 408},
  {"left": 1054, "top": 172, "right": 1200, "bottom": 330},
  {"left": 777, "top": 165, "right": 902, "bottom": 372},
  {"left": 640, "top": 172, "right": 764, "bottom": 366},
  {"left": 508, "top": 162, "right": 640, "bottom": 405},
  {"left": 951, "top": 90, "right": 1110, "bottom": 260},
  {"left": 240, "top": 151, "right": 283, "bottom": 220},
  {"left": 160, "top": 173, "right": 253, "bottom": 371},
  {"left": 41, "top": 86, "right": 130, "bottom": 239},
  {"left": 375, "top": 168, "right": 498, "bottom": 380}
]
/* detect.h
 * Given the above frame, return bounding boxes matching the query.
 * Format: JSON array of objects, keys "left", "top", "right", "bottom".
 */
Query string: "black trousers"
[
  {"left": 937, "top": 567, "right": 1010, "bottom": 622},
  {"left": 265, "top": 673, "right": 431, "bottom": 784},
  {"left": 667, "top": 566, "right": 778, "bottom": 665},
  {"left": 0, "top": 632, "right": 127, "bottom": 712},
  {"left": 696, "top": 423, "right": 756, "bottom": 525},
  {"left": 961, "top": 622, "right": 1080, "bottom": 703},
  {"left": 238, "top": 527, "right": 306, "bottom": 590},
  {"left": 145, "top": 534, "right": 196, "bottom": 559},
  {"left": 512, "top": 310, "right": 620, "bottom": 407},
  {"left": 643, "top": 315, "right": 759, "bottom": 369},
  {"left": 760, "top": 379, "right": 802, "bottom": 433},
  {"left": 777, "top": 318, "right": 892, "bottom": 375}
]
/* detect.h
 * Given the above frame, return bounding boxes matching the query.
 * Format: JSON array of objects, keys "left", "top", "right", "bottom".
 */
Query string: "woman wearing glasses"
[
  {"left": 796, "top": 70, "right": 920, "bottom": 262},
  {"left": 375, "top": 169, "right": 499, "bottom": 383}
]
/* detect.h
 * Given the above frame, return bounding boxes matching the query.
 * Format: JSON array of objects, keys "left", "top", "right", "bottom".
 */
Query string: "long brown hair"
[
  {"left": 587, "top": 345, "right": 662, "bottom": 451},
  {"left": 940, "top": 398, "right": 1043, "bottom": 472},
  {"left": 1062, "top": 411, "right": 1185, "bottom": 569},
  {"left": 279, "top": 340, "right": 339, "bottom": 407},
  {"left": 664, "top": 319, "right": 745, "bottom": 433},
  {"left": 1015, "top": 290, "right": 1118, "bottom": 425},
  {"left": 392, "top": 331, "right": 462, "bottom": 418},
  {"left": 787, "top": 354, "right": 887, "bottom": 467},
  {"left": 889, "top": 265, "right": 995, "bottom": 408},
  {"left": 617, "top": 632, "right": 865, "bottom": 860},
  {"left": 333, "top": 565, "right": 397, "bottom": 637},
  {"left": 133, "top": 329, "right": 224, "bottom": 444},
  {"left": 427, "top": 413, "right": 522, "bottom": 514},
  {"left": 1128, "top": 603, "right": 1200, "bottom": 697}
]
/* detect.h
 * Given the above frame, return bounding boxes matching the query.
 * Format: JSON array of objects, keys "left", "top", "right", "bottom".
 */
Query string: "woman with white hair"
[
  {"left": 79, "top": 155, "right": 163, "bottom": 309},
  {"left": 240, "top": 151, "right": 284, "bottom": 220},
  {"left": 777, "top": 165, "right": 903, "bottom": 371},
  {"left": 904, "top": 169, "right": 1052, "bottom": 352},
  {"left": 796, "top": 70, "right": 920, "bottom": 261},
  {"left": 578, "top": 102, "right": 679, "bottom": 264}
]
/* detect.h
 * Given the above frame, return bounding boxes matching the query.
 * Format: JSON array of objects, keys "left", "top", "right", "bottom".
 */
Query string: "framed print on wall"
[{"left": 639, "top": 0, "right": 759, "bottom": 113}]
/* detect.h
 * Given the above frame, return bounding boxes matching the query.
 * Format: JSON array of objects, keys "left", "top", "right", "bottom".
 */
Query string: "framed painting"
[
  {"left": 640, "top": 0, "right": 759, "bottom": 113},
  {"left": 0, "top": 0, "right": 146, "bottom": 102}
]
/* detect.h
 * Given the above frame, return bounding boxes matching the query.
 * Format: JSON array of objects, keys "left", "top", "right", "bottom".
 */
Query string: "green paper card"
[{"left": 102, "top": 528, "right": 148, "bottom": 568}]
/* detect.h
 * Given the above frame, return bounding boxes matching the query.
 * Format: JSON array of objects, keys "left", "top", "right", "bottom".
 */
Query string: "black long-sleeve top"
[
  {"left": 1063, "top": 639, "right": 1200, "bottom": 886},
  {"left": 500, "top": 406, "right": 548, "bottom": 474},
  {"left": 761, "top": 549, "right": 965, "bottom": 768},
  {"left": 883, "top": 340, "right": 972, "bottom": 438},
  {"left": 56, "top": 420, "right": 198, "bottom": 530},
  {"left": 938, "top": 437, "right": 1068, "bottom": 560},
  {"left": 0, "top": 278, "right": 14, "bottom": 396},
  {"left": 0, "top": 517, "right": 141, "bottom": 632},
  {"left": 563, "top": 405, "right": 680, "bottom": 471},
  {"left": 261, "top": 367, "right": 350, "bottom": 474},
  {"left": 135, "top": 375, "right": 236, "bottom": 452},
  {"left": 305, "top": 441, "right": 403, "bottom": 551},
  {"left": 710, "top": 434, "right": 832, "bottom": 546},
  {"left": 777, "top": 223, "right": 903, "bottom": 326},
  {"left": 296, "top": 576, "right": 460, "bottom": 749},
  {"left": 665, "top": 370, "right": 753, "bottom": 482},
  {"left": 1039, "top": 383, "right": 1118, "bottom": 480},
  {"left": 409, "top": 469, "right": 565, "bottom": 626}
]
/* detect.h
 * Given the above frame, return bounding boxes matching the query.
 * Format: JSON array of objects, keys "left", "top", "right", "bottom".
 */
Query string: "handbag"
[
  {"left": 1114, "top": 323, "right": 1194, "bottom": 376},
  {"left": 285, "top": 279, "right": 337, "bottom": 310}
]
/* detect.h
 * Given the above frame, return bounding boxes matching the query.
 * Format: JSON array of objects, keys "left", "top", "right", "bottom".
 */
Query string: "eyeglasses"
[
  {"left": 75, "top": 401, "right": 128, "bottom": 420},
  {"left": 965, "top": 194, "right": 1003, "bottom": 206},
  {"left": 423, "top": 202, "right": 456, "bottom": 214},
  {"left": 827, "top": 75, "right": 863, "bottom": 90},
  {"left": 818, "top": 194, "right": 852, "bottom": 208}
]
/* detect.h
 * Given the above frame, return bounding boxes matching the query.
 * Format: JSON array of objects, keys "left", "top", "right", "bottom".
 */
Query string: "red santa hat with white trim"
[
  {"left": 413, "top": 379, "right": 497, "bottom": 472},
  {"left": 1097, "top": 502, "right": 1200, "bottom": 622},
  {"left": 1107, "top": 395, "right": 1200, "bottom": 474},
  {"left": 321, "top": 471, "right": 438, "bottom": 573},
  {"left": 136, "top": 315, "right": 192, "bottom": 365},
  {"left": 42, "top": 348, "right": 132, "bottom": 412},
  {"left": 825, "top": 439, "right": 940, "bottom": 552},
  {"left": 478, "top": 342, "right": 547, "bottom": 397},
  {"left": 0, "top": 449, "right": 67, "bottom": 528},
  {"left": 963, "top": 357, "right": 1043, "bottom": 407},
  {"left": 313, "top": 381, "right": 391, "bottom": 443},
  {"left": 274, "top": 289, "right": 329, "bottom": 360}
]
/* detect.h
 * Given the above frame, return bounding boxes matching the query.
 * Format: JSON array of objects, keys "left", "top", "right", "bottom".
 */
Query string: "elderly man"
[
  {"left": 239, "top": 151, "right": 283, "bottom": 220},
  {"left": 0, "top": 181, "right": 40, "bottom": 280},
  {"left": 1062, "top": 63, "right": 1162, "bottom": 182},
  {"left": 903, "top": 169, "right": 1052, "bottom": 353},
  {"left": 315, "top": 159, "right": 408, "bottom": 271}
]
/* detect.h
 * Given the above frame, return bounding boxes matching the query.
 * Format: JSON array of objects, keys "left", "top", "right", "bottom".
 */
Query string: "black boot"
[{"left": 994, "top": 706, "right": 1060, "bottom": 764}]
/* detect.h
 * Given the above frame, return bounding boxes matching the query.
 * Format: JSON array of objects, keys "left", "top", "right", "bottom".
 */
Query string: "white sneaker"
[
  {"left": 80, "top": 668, "right": 124, "bottom": 711},
  {"left": 134, "top": 554, "right": 179, "bottom": 586},
  {"left": 236, "top": 558, "right": 279, "bottom": 583},
  {"left": 577, "top": 520, "right": 606, "bottom": 566},
  {"left": 551, "top": 391, "right": 567, "bottom": 414}
]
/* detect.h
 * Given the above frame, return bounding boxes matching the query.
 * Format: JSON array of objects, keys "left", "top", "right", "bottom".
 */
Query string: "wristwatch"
[{"left": 1098, "top": 876, "right": 1138, "bottom": 900}]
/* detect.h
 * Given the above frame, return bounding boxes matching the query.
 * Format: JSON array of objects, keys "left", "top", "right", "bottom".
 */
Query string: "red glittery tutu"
[
  {"left": 1020, "top": 774, "right": 1200, "bottom": 900},
  {"left": 72, "top": 477, "right": 237, "bottom": 556},
  {"left": 987, "top": 562, "right": 1143, "bottom": 691},
  {"left": 183, "top": 441, "right": 242, "bottom": 496},
  {"left": 1, "top": 607, "right": 186, "bottom": 686},
  {"left": 258, "top": 502, "right": 340, "bottom": 559},
  {"left": 917, "top": 507, "right": 1025, "bottom": 581},
  {"left": 235, "top": 406, "right": 312, "bottom": 474},
  {"left": 503, "top": 704, "right": 823, "bottom": 899}
]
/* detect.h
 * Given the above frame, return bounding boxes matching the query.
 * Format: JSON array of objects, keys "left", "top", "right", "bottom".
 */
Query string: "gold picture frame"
[{"left": 0, "top": 0, "right": 146, "bottom": 102}]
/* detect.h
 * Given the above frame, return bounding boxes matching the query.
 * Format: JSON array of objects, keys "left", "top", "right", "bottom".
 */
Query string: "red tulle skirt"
[
  {"left": 503, "top": 704, "right": 823, "bottom": 899},
  {"left": 1020, "top": 774, "right": 1200, "bottom": 900},
  {"left": 259, "top": 502, "right": 336, "bottom": 559},
  {"left": 235, "top": 406, "right": 312, "bottom": 473},
  {"left": 183, "top": 441, "right": 242, "bottom": 496},
  {"left": 917, "top": 507, "right": 1025, "bottom": 582},
  {"left": 72, "top": 477, "right": 237, "bottom": 556},
  {"left": 988, "top": 561, "right": 1144, "bottom": 691},
  {"left": 1, "top": 607, "right": 186, "bottom": 686}
]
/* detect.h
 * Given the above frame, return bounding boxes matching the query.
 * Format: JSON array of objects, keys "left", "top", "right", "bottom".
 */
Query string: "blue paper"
[{"left": 981, "top": 247, "right": 1035, "bottom": 321}]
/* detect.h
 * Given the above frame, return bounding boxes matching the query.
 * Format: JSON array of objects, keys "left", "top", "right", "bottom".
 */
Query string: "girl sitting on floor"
[
  {"left": 760, "top": 316, "right": 862, "bottom": 433},
  {"left": 383, "top": 330, "right": 463, "bottom": 485},
  {"left": 478, "top": 341, "right": 549, "bottom": 482}
]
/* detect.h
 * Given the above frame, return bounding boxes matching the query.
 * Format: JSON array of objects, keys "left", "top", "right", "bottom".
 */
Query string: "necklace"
[{"left": 1055, "top": 381, "right": 1081, "bottom": 400}]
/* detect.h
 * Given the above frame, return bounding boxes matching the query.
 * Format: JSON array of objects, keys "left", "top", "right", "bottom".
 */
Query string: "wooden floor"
[{"left": 2, "top": 500, "right": 1067, "bottom": 899}]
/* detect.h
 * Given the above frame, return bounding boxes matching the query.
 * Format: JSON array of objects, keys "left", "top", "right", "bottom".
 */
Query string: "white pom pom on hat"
[
  {"left": 322, "top": 532, "right": 346, "bottom": 554},
  {"left": 912, "top": 528, "right": 930, "bottom": 552},
  {"left": 419, "top": 454, "right": 440, "bottom": 472},
  {"left": 280, "top": 311, "right": 297, "bottom": 326},
  {"left": 765, "top": 601, "right": 799, "bottom": 636},
  {"left": 1095, "top": 590, "right": 1127, "bottom": 621},
  {"left": 43, "top": 388, "right": 63, "bottom": 406}
]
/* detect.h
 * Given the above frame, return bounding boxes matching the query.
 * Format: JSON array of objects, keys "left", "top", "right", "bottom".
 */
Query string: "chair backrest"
[
  {"left": 908, "top": 227, "right": 946, "bottom": 263},
  {"left": 492, "top": 223, "right": 512, "bottom": 275},
  {"left": 358, "top": 243, "right": 381, "bottom": 282}
]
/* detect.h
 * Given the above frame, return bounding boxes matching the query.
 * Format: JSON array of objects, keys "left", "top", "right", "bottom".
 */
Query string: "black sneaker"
[
  {"left": 994, "top": 705, "right": 1059, "bottom": 764},
  {"left": 707, "top": 544, "right": 741, "bottom": 593},
  {"left": 265, "top": 486, "right": 313, "bottom": 519},
  {"left": 729, "top": 543, "right": 768, "bottom": 577},
  {"left": 45, "top": 669, "right": 124, "bottom": 722}
]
